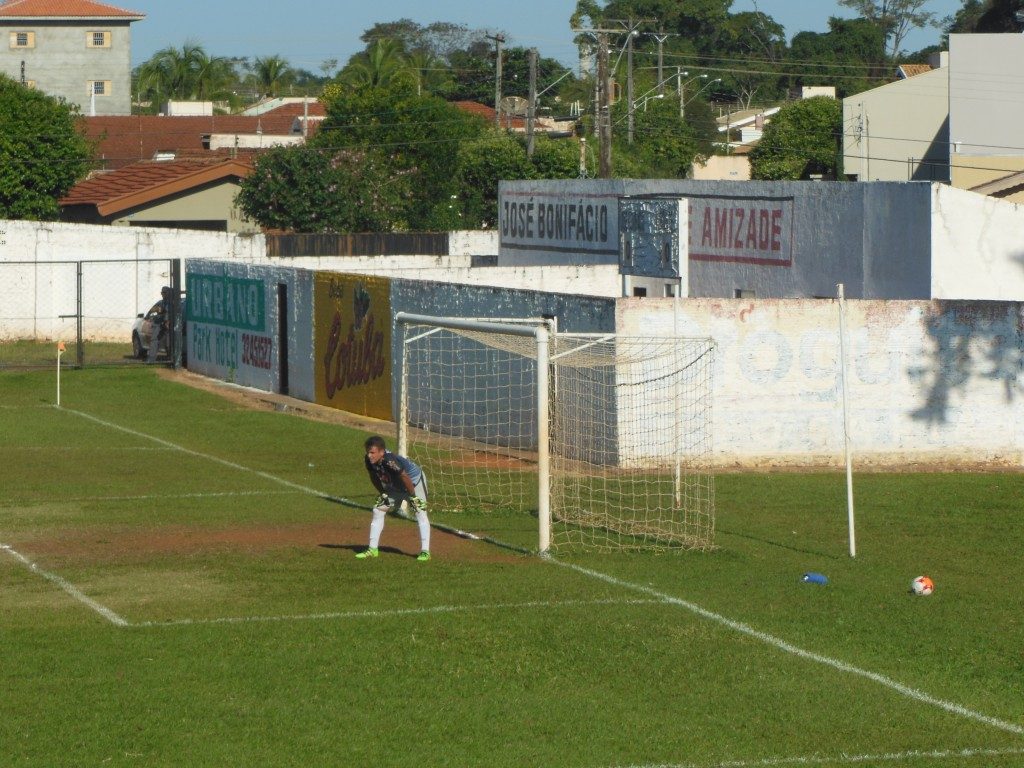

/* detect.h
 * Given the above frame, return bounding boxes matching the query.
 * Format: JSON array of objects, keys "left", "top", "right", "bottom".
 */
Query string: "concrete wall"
[
  {"left": 184, "top": 260, "right": 317, "bottom": 400},
  {"left": 500, "top": 179, "right": 935, "bottom": 300},
  {"left": 931, "top": 185, "right": 1024, "bottom": 300},
  {"left": 949, "top": 34, "right": 1024, "bottom": 158},
  {"left": 617, "top": 297, "right": 1024, "bottom": 468},
  {"left": 0, "top": 220, "right": 264, "bottom": 340},
  {"left": 0, "top": 20, "right": 134, "bottom": 115},
  {"left": 690, "top": 155, "right": 751, "bottom": 181},
  {"left": 842, "top": 68, "right": 950, "bottom": 182}
]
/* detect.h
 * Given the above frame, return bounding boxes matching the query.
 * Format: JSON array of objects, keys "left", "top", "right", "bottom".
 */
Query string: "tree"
[
  {"left": 454, "top": 133, "right": 535, "bottom": 227},
  {"left": 252, "top": 55, "right": 294, "bottom": 97},
  {"left": 337, "top": 39, "right": 409, "bottom": 89},
  {"left": 838, "top": 0, "right": 939, "bottom": 58},
  {"left": 236, "top": 145, "right": 411, "bottom": 232},
  {"left": 944, "top": 0, "right": 1023, "bottom": 35},
  {"left": 719, "top": 11, "right": 788, "bottom": 108},
  {"left": 0, "top": 76, "right": 92, "bottom": 220},
  {"left": 135, "top": 42, "right": 235, "bottom": 107},
  {"left": 316, "top": 79, "right": 488, "bottom": 229},
  {"left": 788, "top": 17, "right": 887, "bottom": 97},
  {"left": 749, "top": 96, "right": 844, "bottom": 180}
]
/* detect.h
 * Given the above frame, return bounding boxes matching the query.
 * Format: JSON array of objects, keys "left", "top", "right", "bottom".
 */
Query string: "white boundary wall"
[
  {"left": 618, "top": 297, "right": 1024, "bottom": 468},
  {"left": 931, "top": 185, "right": 1024, "bottom": 300}
]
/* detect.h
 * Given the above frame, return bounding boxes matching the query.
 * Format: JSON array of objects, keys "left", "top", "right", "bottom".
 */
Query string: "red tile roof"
[
  {"left": 60, "top": 157, "right": 252, "bottom": 216},
  {"left": 82, "top": 115, "right": 299, "bottom": 169},
  {"left": 897, "top": 63, "right": 932, "bottom": 79},
  {"left": 453, "top": 100, "right": 526, "bottom": 129},
  {"left": 0, "top": 0, "right": 144, "bottom": 18}
]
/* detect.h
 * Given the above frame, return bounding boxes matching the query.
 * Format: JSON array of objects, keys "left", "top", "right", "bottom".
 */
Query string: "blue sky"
[{"left": 127, "top": 0, "right": 963, "bottom": 72}]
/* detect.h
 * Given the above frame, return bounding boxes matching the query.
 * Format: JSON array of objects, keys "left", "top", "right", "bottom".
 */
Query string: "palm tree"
[
  {"left": 135, "top": 41, "right": 235, "bottom": 109},
  {"left": 405, "top": 50, "right": 453, "bottom": 96},
  {"left": 337, "top": 39, "right": 408, "bottom": 89},
  {"left": 252, "top": 55, "right": 294, "bottom": 97}
]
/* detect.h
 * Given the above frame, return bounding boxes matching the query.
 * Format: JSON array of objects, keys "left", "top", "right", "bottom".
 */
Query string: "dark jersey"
[{"left": 365, "top": 451, "right": 423, "bottom": 495}]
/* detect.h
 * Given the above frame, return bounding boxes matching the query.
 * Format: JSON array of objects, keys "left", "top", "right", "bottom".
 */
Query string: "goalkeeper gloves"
[
  {"left": 411, "top": 496, "right": 428, "bottom": 515},
  {"left": 374, "top": 493, "right": 393, "bottom": 509}
]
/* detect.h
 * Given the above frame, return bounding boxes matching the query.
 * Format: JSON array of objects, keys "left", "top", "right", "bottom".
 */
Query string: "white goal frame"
[
  {"left": 395, "top": 311, "right": 714, "bottom": 554},
  {"left": 397, "top": 312, "right": 554, "bottom": 551}
]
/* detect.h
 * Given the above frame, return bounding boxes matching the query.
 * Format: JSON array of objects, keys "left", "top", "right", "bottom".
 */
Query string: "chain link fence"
[{"left": 0, "top": 258, "right": 183, "bottom": 369}]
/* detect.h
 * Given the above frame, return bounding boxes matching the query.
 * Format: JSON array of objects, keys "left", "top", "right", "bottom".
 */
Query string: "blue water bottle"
[{"left": 802, "top": 572, "right": 828, "bottom": 585}]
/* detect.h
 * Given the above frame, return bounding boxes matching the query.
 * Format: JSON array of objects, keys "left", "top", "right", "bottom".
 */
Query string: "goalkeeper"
[{"left": 357, "top": 435, "right": 431, "bottom": 562}]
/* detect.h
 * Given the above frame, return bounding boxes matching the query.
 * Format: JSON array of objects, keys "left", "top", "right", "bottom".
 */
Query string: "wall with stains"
[{"left": 618, "top": 297, "right": 1024, "bottom": 468}]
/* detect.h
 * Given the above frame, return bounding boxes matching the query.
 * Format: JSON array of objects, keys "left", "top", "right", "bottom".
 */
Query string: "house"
[
  {"left": 844, "top": 36, "right": 1024, "bottom": 197},
  {"left": 948, "top": 34, "right": 1024, "bottom": 203},
  {"left": 59, "top": 156, "right": 258, "bottom": 232},
  {"left": 82, "top": 114, "right": 303, "bottom": 169},
  {"left": 0, "top": 0, "right": 144, "bottom": 115},
  {"left": 842, "top": 52, "right": 950, "bottom": 182}
]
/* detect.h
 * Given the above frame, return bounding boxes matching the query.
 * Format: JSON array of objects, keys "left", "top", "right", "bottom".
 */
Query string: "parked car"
[{"left": 132, "top": 291, "right": 186, "bottom": 364}]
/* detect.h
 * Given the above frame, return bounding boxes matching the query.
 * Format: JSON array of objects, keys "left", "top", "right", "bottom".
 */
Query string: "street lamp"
[{"left": 631, "top": 71, "right": 685, "bottom": 111}]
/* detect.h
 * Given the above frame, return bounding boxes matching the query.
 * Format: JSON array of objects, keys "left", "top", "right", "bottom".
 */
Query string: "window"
[
  {"left": 664, "top": 283, "right": 679, "bottom": 298},
  {"left": 89, "top": 80, "right": 111, "bottom": 96},
  {"left": 10, "top": 31, "right": 35, "bottom": 48},
  {"left": 632, "top": 287, "right": 648, "bottom": 298},
  {"left": 87, "top": 31, "right": 111, "bottom": 48},
  {"left": 733, "top": 288, "right": 756, "bottom": 299}
]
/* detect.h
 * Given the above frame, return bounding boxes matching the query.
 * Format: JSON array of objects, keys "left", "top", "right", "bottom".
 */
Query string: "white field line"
[
  {"left": 44, "top": 407, "right": 1024, "bottom": 738},
  {"left": 133, "top": 598, "right": 662, "bottom": 628},
  {"left": 612, "top": 745, "right": 1024, "bottom": 768},
  {"left": 0, "top": 490, "right": 302, "bottom": 508},
  {"left": 57, "top": 406, "right": 360, "bottom": 508},
  {"left": 0, "top": 543, "right": 129, "bottom": 626},
  {"left": 554, "top": 560, "right": 1024, "bottom": 736}
]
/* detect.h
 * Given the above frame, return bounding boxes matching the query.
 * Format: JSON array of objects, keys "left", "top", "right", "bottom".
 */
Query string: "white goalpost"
[{"left": 395, "top": 312, "right": 715, "bottom": 553}]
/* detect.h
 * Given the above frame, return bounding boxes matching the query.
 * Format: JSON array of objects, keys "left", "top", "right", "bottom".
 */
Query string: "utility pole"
[
  {"left": 597, "top": 32, "right": 611, "bottom": 177},
  {"left": 653, "top": 29, "right": 671, "bottom": 95},
  {"left": 487, "top": 33, "right": 505, "bottom": 128},
  {"left": 626, "top": 26, "right": 635, "bottom": 144},
  {"left": 527, "top": 47, "right": 537, "bottom": 158}
]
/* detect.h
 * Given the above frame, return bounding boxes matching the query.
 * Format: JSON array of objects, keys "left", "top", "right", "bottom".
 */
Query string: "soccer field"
[{"left": 2, "top": 367, "right": 1023, "bottom": 767}]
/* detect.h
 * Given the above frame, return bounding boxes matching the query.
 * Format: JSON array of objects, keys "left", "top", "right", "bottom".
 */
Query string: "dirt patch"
[
  {"left": 23, "top": 517, "right": 525, "bottom": 564},
  {"left": 146, "top": 369, "right": 527, "bottom": 564}
]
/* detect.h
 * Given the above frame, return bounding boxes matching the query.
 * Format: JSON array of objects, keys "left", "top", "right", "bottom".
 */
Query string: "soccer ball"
[{"left": 911, "top": 576, "right": 934, "bottom": 596}]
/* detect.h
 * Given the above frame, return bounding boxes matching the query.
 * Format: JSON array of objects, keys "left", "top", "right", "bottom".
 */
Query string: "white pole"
[
  {"left": 56, "top": 342, "right": 65, "bottom": 406},
  {"left": 397, "top": 328, "right": 408, "bottom": 458},
  {"left": 536, "top": 324, "right": 551, "bottom": 555},
  {"left": 836, "top": 284, "right": 856, "bottom": 557}
]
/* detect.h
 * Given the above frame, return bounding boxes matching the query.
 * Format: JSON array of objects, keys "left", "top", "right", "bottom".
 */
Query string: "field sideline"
[{"left": 2, "top": 366, "right": 1022, "bottom": 767}]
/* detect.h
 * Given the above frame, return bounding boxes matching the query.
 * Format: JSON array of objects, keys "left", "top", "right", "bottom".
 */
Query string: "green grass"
[
  {"left": 2, "top": 367, "right": 1023, "bottom": 767},
  {"left": 0, "top": 339, "right": 136, "bottom": 368}
]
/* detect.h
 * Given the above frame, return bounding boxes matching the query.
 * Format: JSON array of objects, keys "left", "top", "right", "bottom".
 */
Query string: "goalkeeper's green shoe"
[
  {"left": 355, "top": 547, "right": 379, "bottom": 559},
  {"left": 416, "top": 551, "right": 431, "bottom": 562}
]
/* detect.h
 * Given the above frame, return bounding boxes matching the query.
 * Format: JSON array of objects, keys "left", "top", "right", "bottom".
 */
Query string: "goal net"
[{"left": 397, "top": 313, "right": 715, "bottom": 552}]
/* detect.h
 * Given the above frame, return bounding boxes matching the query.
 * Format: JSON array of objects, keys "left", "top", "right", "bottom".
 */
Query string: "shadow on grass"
[
  {"left": 318, "top": 543, "right": 416, "bottom": 558},
  {"left": 716, "top": 526, "right": 842, "bottom": 560}
]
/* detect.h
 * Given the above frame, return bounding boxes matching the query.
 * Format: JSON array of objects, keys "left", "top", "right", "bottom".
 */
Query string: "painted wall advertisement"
[
  {"left": 313, "top": 273, "right": 392, "bottom": 421},
  {"left": 499, "top": 189, "right": 620, "bottom": 257},
  {"left": 687, "top": 195, "right": 795, "bottom": 266},
  {"left": 186, "top": 268, "right": 274, "bottom": 388}
]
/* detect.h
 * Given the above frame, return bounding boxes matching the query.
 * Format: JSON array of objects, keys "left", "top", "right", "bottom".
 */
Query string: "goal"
[{"left": 396, "top": 312, "right": 715, "bottom": 553}]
